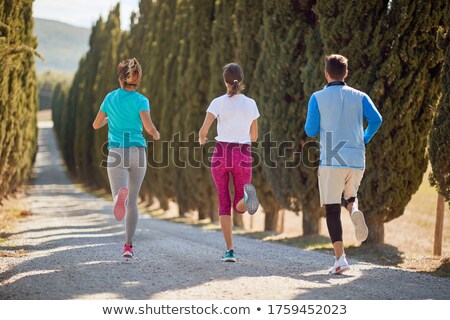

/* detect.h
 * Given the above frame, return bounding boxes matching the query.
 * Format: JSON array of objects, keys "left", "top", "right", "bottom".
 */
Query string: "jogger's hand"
[
  {"left": 199, "top": 136, "right": 208, "bottom": 145},
  {"left": 152, "top": 131, "right": 160, "bottom": 140}
]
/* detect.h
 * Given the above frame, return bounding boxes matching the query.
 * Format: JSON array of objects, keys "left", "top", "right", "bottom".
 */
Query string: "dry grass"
[
  {"left": 0, "top": 190, "right": 31, "bottom": 242},
  {"left": 0, "top": 248, "right": 27, "bottom": 258}
]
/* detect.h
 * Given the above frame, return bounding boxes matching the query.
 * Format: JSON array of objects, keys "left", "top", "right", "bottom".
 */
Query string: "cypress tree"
[
  {"left": 234, "top": 0, "right": 262, "bottom": 87},
  {"left": 89, "top": 5, "right": 123, "bottom": 189},
  {"left": 60, "top": 55, "right": 88, "bottom": 173},
  {"left": 208, "top": 0, "right": 236, "bottom": 101},
  {"left": 139, "top": 0, "right": 177, "bottom": 210},
  {"left": 160, "top": 0, "right": 191, "bottom": 215},
  {"left": 234, "top": 0, "right": 284, "bottom": 231},
  {"left": 252, "top": 0, "right": 323, "bottom": 234},
  {"left": 316, "top": 0, "right": 445, "bottom": 243},
  {"left": 0, "top": 0, "right": 38, "bottom": 200},
  {"left": 51, "top": 80, "right": 70, "bottom": 140},
  {"left": 54, "top": 6, "right": 124, "bottom": 192},
  {"left": 170, "top": 0, "right": 191, "bottom": 217},
  {"left": 174, "top": 0, "right": 216, "bottom": 220},
  {"left": 72, "top": 17, "right": 105, "bottom": 184},
  {"left": 429, "top": 2, "right": 450, "bottom": 203}
]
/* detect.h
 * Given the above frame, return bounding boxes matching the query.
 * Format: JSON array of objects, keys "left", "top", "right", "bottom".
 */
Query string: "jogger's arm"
[
  {"left": 140, "top": 110, "right": 160, "bottom": 140},
  {"left": 92, "top": 110, "right": 108, "bottom": 129},
  {"left": 304, "top": 94, "right": 320, "bottom": 137},
  {"left": 362, "top": 95, "right": 382, "bottom": 144},
  {"left": 199, "top": 112, "right": 216, "bottom": 145},
  {"left": 250, "top": 119, "right": 258, "bottom": 142}
]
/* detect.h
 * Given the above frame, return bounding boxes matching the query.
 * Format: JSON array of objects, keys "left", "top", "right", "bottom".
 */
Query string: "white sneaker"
[
  {"left": 351, "top": 209, "right": 369, "bottom": 242},
  {"left": 328, "top": 254, "right": 350, "bottom": 275},
  {"left": 243, "top": 184, "right": 259, "bottom": 215}
]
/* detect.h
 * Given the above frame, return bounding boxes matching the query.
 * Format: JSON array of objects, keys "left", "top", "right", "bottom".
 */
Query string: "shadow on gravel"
[
  {"left": 1, "top": 217, "right": 450, "bottom": 300},
  {"left": 242, "top": 233, "right": 404, "bottom": 266}
]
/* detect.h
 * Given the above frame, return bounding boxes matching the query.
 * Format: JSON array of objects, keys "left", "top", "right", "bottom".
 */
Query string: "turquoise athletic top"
[{"left": 100, "top": 88, "right": 150, "bottom": 148}]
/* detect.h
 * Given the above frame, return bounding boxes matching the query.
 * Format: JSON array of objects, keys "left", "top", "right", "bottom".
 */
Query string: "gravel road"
[{"left": 0, "top": 121, "right": 449, "bottom": 300}]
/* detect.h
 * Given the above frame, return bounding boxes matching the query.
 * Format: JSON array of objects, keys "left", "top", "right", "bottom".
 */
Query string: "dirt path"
[{"left": 0, "top": 121, "right": 449, "bottom": 300}]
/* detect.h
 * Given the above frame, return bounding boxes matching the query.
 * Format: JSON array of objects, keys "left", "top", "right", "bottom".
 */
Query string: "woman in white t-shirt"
[{"left": 199, "top": 63, "right": 260, "bottom": 262}]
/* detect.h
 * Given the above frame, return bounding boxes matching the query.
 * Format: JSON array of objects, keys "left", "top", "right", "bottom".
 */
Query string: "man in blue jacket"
[{"left": 305, "top": 54, "right": 382, "bottom": 274}]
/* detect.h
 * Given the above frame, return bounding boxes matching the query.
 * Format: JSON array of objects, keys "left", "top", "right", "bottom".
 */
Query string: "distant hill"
[{"left": 34, "top": 18, "right": 90, "bottom": 74}]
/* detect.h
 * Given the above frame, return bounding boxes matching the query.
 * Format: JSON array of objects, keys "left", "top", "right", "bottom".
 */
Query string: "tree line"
[
  {"left": 0, "top": 0, "right": 38, "bottom": 201},
  {"left": 51, "top": 0, "right": 449, "bottom": 244}
]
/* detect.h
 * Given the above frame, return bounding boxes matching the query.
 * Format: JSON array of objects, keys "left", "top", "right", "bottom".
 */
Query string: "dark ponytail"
[{"left": 223, "top": 63, "right": 244, "bottom": 97}]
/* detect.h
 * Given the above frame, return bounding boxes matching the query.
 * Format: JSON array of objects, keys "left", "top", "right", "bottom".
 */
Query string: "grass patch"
[
  {"left": 0, "top": 208, "right": 32, "bottom": 239},
  {"left": 0, "top": 248, "right": 27, "bottom": 258}
]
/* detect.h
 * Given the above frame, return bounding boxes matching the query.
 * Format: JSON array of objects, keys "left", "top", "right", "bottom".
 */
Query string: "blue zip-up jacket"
[{"left": 304, "top": 82, "right": 382, "bottom": 168}]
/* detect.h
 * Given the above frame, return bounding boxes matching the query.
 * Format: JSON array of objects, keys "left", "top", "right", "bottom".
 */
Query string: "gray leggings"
[{"left": 107, "top": 147, "right": 147, "bottom": 243}]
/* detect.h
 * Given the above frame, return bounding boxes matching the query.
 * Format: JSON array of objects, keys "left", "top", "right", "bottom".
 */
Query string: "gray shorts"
[{"left": 318, "top": 166, "right": 365, "bottom": 206}]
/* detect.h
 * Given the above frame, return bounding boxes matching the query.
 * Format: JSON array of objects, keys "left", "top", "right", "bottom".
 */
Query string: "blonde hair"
[{"left": 117, "top": 58, "right": 142, "bottom": 88}]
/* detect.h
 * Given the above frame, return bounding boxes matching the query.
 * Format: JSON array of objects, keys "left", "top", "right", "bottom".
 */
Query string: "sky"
[{"left": 33, "top": 0, "right": 140, "bottom": 30}]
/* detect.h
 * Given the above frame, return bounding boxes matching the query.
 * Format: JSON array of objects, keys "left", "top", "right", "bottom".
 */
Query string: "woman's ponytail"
[
  {"left": 117, "top": 58, "right": 142, "bottom": 88},
  {"left": 223, "top": 63, "right": 244, "bottom": 97}
]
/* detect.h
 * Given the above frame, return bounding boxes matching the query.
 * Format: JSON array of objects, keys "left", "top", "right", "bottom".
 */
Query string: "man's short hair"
[{"left": 325, "top": 54, "right": 348, "bottom": 80}]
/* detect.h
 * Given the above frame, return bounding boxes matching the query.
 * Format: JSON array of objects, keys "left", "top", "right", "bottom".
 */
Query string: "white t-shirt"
[{"left": 206, "top": 93, "right": 260, "bottom": 144}]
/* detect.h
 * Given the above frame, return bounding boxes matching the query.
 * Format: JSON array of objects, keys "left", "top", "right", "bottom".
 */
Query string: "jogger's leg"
[
  {"left": 233, "top": 165, "right": 252, "bottom": 213},
  {"left": 318, "top": 167, "right": 346, "bottom": 258},
  {"left": 125, "top": 147, "right": 147, "bottom": 243},
  {"left": 219, "top": 215, "right": 233, "bottom": 250},
  {"left": 211, "top": 158, "right": 232, "bottom": 215},
  {"left": 107, "top": 149, "right": 129, "bottom": 201},
  {"left": 343, "top": 169, "right": 368, "bottom": 242},
  {"left": 232, "top": 145, "right": 253, "bottom": 213},
  {"left": 212, "top": 169, "right": 232, "bottom": 249},
  {"left": 325, "top": 203, "right": 344, "bottom": 258},
  {"left": 211, "top": 144, "right": 233, "bottom": 250}
]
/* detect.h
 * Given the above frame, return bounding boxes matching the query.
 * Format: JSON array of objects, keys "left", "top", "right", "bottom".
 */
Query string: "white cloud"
[{"left": 33, "top": 0, "right": 139, "bottom": 30}]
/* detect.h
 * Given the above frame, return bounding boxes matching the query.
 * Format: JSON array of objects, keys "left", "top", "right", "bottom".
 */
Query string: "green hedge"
[{"left": 0, "top": 0, "right": 38, "bottom": 201}]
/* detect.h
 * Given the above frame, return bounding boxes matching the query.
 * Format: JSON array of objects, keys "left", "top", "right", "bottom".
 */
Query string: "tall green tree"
[
  {"left": 429, "top": 1, "right": 450, "bottom": 204},
  {"left": 140, "top": 0, "right": 177, "bottom": 210},
  {"left": 235, "top": 0, "right": 284, "bottom": 231},
  {"left": 174, "top": 0, "right": 216, "bottom": 220},
  {"left": 51, "top": 81, "right": 69, "bottom": 140},
  {"left": 208, "top": 0, "right": 236, "bottom": 101},
  {"left": 91, "top": 4, "right": 123, "bottom": 188},
  {"left": 316, "top": 0, "right": 444, "bottom": 243},
  {"left": 72, "top": 17, "right": 105, "bottom": 183},
  {"left": 0, "top": 0, "right": 38, "bottom": 200},
  {"left": 252, "top": 0, "right": 324, "bottom": 234},
  {"left": 157, "top": 0, "right": 190, "bottom": 212},
  {"left": 53, "top": 5, "right": 124, "bottom": 192}
]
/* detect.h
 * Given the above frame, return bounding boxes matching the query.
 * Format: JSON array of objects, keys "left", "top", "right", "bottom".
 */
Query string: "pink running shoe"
[
  {"left": 113, "top": 187, "right": 128, "bottom": 221},
  {"left": 122, "top": 243, "right": 133, "bottom": 259}
]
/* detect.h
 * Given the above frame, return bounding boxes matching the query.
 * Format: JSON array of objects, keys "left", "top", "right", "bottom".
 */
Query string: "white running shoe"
[
  {"left": 351, "top": 209, "right": 369, "bottom": 242},
  {"left": 328, "top": 254, "right": 350, "bottom": 275},
  {"left": 244, "top": 184, "right": 259, "bottom": 215}
]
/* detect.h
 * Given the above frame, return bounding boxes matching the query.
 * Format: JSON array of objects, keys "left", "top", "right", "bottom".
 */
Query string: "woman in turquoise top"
[{"left": 93, "top": 58, "right": 159, "bottom": 259}]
